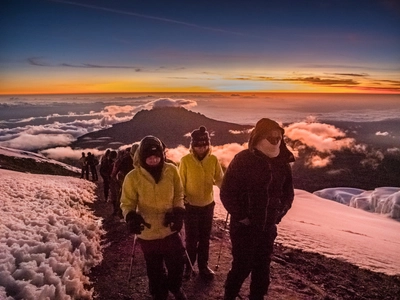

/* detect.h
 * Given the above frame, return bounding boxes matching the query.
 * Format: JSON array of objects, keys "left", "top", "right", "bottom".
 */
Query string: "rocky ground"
[{"left": 87, "top": 184, "right": 400, "bottom": 300}]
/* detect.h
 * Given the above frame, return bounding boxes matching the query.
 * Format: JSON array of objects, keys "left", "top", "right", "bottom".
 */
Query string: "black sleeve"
[
  {"left": 220, "top": 154, "right": 248, "bottom": 221},
  {"left": 280, "top": 162, "right": 294, "bottom": 212}
]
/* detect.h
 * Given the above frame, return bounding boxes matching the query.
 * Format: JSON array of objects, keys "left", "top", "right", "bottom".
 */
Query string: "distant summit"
[{"left": 71, "top": 107, "right": 253, "bottom": 150}]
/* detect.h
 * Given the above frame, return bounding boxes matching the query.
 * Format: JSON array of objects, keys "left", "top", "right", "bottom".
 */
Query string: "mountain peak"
[{"left": 72, "top": 107, "right": 252, "bottom": 150}]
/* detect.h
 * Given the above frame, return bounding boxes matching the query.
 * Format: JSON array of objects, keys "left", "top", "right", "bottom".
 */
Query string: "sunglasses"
[{"left": 265, "top": 136, "right": 282, "bottom": 145}]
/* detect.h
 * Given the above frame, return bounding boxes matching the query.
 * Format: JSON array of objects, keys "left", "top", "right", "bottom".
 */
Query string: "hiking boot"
[
  {"left": 172, "top": 289, "right": 187, "bottom": 300},
  {"left": 199, "top": 266, "right": 215, "bottom": 280}
]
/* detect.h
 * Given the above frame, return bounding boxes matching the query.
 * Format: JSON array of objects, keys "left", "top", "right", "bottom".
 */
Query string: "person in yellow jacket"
[
  {"left": 179, "top": 126, "right": 224, "bottom": 280},
  {"left": 120, "top": 136, "right": 187, "bottom": 300}
]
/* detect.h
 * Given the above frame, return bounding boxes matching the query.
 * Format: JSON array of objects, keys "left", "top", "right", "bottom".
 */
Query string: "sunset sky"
[{"left": 1, "top": 0, "right": 399, "bottom": 94}]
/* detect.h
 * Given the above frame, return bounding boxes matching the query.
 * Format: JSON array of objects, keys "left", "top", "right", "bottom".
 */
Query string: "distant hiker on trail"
[
  {"left": 220, "top": 118, "right": 295, "bottom": 300},
  {"left": 179, "top": 126, "right": 224, "bottom": 280},
  {"left": 112, "top": 145, "right": 136, "bottom": 196},
  {"left": 120, "top": 136, "right": 187, "bottom": 300},
  {"left": 86, "top": 152, "right": 98, "bottom": 181},
  {"left": 79, "top": 152, "right": 88, "bottom": 179},
  {"left": 110, "top": 144, "right": 139, "bottom": 217},
  {"left": 99, "top": 149, "right": 116, "bottom": 202},
  {"left": 100, "top": 149, "right": 111, "bottom": 165}
]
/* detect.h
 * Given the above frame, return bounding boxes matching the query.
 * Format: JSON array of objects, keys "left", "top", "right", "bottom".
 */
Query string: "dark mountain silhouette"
[
  {"left": 68, "top": 107, "right": 400, "bottom": 193},
  {"left": 71, "top": 107, "right": 253, "bottom": 150}
]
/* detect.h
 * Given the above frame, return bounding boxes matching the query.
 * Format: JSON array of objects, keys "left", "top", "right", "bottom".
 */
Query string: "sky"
[
  {"left": 1, "top": 0, "right": 399, "bottom": 94},
  {"left": 1, "top": 150, "right": 399, "bottom": 299}
]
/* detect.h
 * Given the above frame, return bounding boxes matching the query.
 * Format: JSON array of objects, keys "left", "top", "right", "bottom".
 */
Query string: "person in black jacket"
[
  {"left": 100, "top": 149, "right": 117, "bottom": 202},
  {"left": 86, "top": 152, "right": 99, "bottom": 181},
  {"left": 220, "top": 118, "right": 295, "bottom": 300}
]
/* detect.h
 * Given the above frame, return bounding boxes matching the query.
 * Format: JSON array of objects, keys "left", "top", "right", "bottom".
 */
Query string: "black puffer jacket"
[{"left": 220, "top": 142, "right": 294, "bottom": 231}]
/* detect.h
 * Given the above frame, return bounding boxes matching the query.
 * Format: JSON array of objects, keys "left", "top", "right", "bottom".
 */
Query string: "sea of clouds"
[{"left": 1, "top": 95, "right": 399, "bottom": 172}]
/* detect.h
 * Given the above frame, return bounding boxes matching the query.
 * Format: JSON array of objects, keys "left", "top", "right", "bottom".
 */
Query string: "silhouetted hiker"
[
  {"left": 179, "top": 126, "right": 224, "bottom": 280},
  {"left": 86, "top": 152, "right": 98, "bottom": 181},
  {"left": 79, "top": 152, "right": 88, "bottom": 179},
  {"left": 110, "top": 144, "right": 138, "bottom": 217},
  {"left": 112, "top": 146, "right": 134, "bottom": 191},
  {"left": 100, "top": 149, "right": 116, "bottom": 201},
  {"left": 220, "top": 118, "right": 295, "bottom": 300},
  {"left": 100, "top": 149, "right": 111, "bottom": 165},
  {"left": 120, "top": 136, "right": 187, "bottom": 300}
]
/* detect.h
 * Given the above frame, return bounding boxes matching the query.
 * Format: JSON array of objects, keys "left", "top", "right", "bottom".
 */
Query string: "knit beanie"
[
  {"left": 248, "top": 118, "right": 284, "bottom": 150},
  {"left": 191, "top": 126, "right": 210, "bottom": 147},
  {"left": 138, "top": 136, "right": 165, "bottom": 166}
]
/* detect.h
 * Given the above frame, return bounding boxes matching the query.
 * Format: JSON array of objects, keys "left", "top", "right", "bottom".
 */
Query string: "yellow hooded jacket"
[
  {"left": 179, "top": 150, "right": 224, "bottom": 207},
  {"left": 120, "top": 162, "right": 184, "bottom": 240}
]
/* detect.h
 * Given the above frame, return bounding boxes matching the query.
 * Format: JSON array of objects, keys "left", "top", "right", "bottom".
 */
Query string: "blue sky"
[{"left": 1, "top": 0, "right": 399, "bottom": 94}]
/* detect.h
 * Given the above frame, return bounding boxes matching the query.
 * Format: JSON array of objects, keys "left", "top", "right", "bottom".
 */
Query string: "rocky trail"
[{"left": 87, "top": 184, "right": 400, "bottom": 300}]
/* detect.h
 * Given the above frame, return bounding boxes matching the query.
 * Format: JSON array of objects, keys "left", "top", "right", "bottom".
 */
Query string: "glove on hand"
[
  {"left": 126, "top": 211, "right": 145, "bottom": 234},
  {"left": 164, "top": 207, "right": 185, "bottom": 232}
]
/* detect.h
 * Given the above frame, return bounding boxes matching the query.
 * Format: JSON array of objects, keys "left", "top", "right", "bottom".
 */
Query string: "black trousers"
[
  {"left": 101, "top": 175, "right": 110, "bottom": 200},
  {"left": 184, "top": 202, "right": 215, "bottom": 269},
  {"left": 90, "top": 165, "right": 98, "bottom": 181},
  {"left": 139, "top": 232, "right": 185, "bottom": 298},
  {"left": 81, "top": 166, "right": 88, "bottom": 179},
  {"left": 224, "top": 222, "right": 277, "bottom": 300}
]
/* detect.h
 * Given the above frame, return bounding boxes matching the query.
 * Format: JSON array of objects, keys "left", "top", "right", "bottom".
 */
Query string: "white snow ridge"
[{"left": 0, "top": 169, "right": 104, "bottom": 300}]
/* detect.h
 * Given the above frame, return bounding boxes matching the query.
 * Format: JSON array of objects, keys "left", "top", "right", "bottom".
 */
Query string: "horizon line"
[{"left": 1, "top": 91, "right": 399, "bottom": 96}]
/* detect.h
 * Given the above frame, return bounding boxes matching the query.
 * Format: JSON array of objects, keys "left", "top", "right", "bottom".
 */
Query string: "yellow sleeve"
[
  {"left": 178, "top": 157, "right": 187, "bottom": 192},
  {"left": 214, "top": 156, "right": 224, "bottom": 189},
  {"left": 120, "top": 172, "right": 138, "bottom": 219},
  {"left": 172, "top": 165, "right": 185, "bottom": 208}
]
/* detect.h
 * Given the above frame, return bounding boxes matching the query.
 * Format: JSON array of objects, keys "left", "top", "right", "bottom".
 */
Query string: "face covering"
[{"left": 263, "top": 139, "right": 281, "bottom": 158}]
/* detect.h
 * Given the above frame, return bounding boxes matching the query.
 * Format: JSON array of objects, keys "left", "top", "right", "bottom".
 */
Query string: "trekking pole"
[
  {"left": 127, "top": 222, "right": 151, "bottom": 283},
  {"left": 178, "top": 231, "right": 195, "bottom": 273},
  {"left": 215, "top": 213, "right": 230, "bottom": 271},
  {"left": 185, "top": 249, "right": 195, "bottom": 272},
  {"left": 128, "top": 234, "right": 138, "bottom": 283}
]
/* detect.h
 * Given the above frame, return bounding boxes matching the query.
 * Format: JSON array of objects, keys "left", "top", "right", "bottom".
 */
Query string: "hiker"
[
  {"left": 120, "top": 136, "right": 187, "bottom": 300},
  {"left": 99, "top": 149, "right": 116, "bottom": 202},
  {"left": 179, "top": 126, "right": 224, "bottom": 280},
  {"left": 220, "top": 118, "right": 295, "bottom": 300},
  {"left": 110, "top": 144, "right": 139, "bottom": 217},
  {"left": 112, "top": 145, "right": 136, "bottom": 197},
  {"left": 79, "top": 152, "right": 88, "bottom": 179},
  {"left": 86, "top": 152, "right": 99, "bottom": 181},
  {"left": 100, "top": 149, "right": 111, "bottom": 165}
]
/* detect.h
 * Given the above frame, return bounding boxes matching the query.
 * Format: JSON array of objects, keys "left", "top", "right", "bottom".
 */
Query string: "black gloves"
[
  {"left": 126, "top": 211, "right": 146, "bottom": 234},
  {"left": 164, "top": 207, "right": 186, "bottom": 232}
]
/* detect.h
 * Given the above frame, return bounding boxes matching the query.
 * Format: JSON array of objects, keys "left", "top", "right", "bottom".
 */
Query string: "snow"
[
  {"left": 1, "top": 163, "right": 399, "bottom": 299},
  {"left": 313, "top": 187, "right": 400, "bottom": 219},
  {"left": 276, "top": 190, "right": 400, "bottom": 276},
  {"left": 0, "top": 146, "right": 80, "bottom": 174},
  {"left": 0, "top": 169, "right": 104, "bottom": 300},
  {"left": 213, "top": 186, "right": 400, "bottom": 276}
]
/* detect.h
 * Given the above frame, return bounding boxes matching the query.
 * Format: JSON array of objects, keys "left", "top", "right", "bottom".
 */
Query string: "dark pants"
[
  {"left": 184, "top": 202, "right": 215, "bottom": 269},
  {"left": 81, "top": 166, "right": 88, "bottom": 179},
  {"left": 90, "top": 165, "right": 98, "bottom": 181},
  {"left": 139, "top": 232, "right": 185, "bottom": 299},
  {"left": 110, "top": 179, "right": 121, "bottom": 216},
  {"left": 224, "top": 222, "right": 277, "bottom": 300},
  {"left": 101, "top": 175, "right": 110, "bottom": 200}
]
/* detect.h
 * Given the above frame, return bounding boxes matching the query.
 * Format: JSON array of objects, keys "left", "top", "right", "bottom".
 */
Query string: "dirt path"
[{"left": 87, "top": 184, "right": 400, "bottom": 300}]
